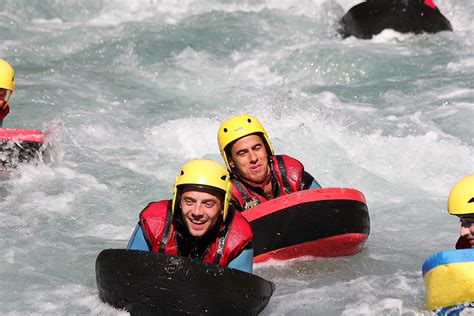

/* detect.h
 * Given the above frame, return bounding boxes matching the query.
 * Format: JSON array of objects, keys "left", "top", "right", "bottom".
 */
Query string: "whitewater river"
[{"left": 0, "top": 0, "right": 473, "bottom": 314}]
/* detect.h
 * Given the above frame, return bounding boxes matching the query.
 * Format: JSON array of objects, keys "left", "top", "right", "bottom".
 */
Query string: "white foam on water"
[
  {"left": 371, "top": 29, "right": 416, "bottom": 43},
  {"left": 145, "top": 117, "right": 221, "bottom": 160},
  {"left": 20, "top": 283, "right": 127, "bottom": 315},
  {"left": 1, "top": 0, "right": 473, "bottom": 314},
  {"left": 86, "top": 0, "right": 346, "bottom": 27},
  {"left": 232, "top": 58, "right": 285, "bottom": 87},
  {"left": 87, "top": 223, "right": 132, "bottom": 241}
]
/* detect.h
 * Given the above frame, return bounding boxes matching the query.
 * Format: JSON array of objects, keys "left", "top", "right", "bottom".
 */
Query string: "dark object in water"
[
  {"left": 0, "top": 128, "right": 46, "bottom": 170},
  {"left": 95, "top": 249, "right": 275, "bottom": 315},
  {"left": 242, "top": 188, "right": 370, "bottom": 263},
  {"left": 338, "top": 0, "right": 453, "bottom": 39}
]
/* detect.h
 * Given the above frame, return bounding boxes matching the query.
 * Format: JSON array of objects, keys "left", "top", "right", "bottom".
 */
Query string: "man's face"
[
  {"left": 180, "top": 189, "right": 222, "bottom": 237},
  {"left": 0, "top": 89, "right": 7, "bottom": 109},
  {"left": 229, "top": 134, "right": 270, "bottom": 184},
  {"left": 460, "top": 217, "right": 474, "bottom": 248}
]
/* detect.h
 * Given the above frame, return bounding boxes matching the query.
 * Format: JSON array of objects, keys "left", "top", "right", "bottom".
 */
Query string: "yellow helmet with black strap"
[
  {"left": 448, "top": 174, "right": 474, "bottom": 216},
  {"left": 172, "top": 159, "right": 231, "bottom": 221},
  {"left": 0, "top": 59, "right": 15, "bottom": 92},
  {"left": 217, "top": 114, "right": 274, "bottom": 171}
]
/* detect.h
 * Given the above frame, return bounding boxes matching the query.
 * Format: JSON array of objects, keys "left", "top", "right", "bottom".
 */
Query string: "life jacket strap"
[
  {"left": 158, "top": 202, "right": 173, "bottom": 253},
  {"left": 276, "top": 155, "right": 292, "bottom": 194},
  {"left": 233, "top": 179, "right": 252, "bottom": 204},
  {"left": 213, "top": 231, "right": 227, "bottom": 265}
]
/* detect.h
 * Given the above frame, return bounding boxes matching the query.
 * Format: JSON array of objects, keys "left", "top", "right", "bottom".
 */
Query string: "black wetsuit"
[{"left": 338, "top": 0, "right": 453, "bottom": 39}]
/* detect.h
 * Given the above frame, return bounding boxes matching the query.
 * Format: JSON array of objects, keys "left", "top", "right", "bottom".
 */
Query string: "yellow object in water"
[{"left": 422, "top": 249, "right": 474, "bottom": 312}]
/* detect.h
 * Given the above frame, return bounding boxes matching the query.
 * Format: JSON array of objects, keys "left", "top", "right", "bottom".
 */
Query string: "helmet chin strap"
[
  {"left": 1, "top": 91, "right": 12, "bottom": 110},
  {"left": 6, "top": 90, "right": 12, "bottom": 103}
]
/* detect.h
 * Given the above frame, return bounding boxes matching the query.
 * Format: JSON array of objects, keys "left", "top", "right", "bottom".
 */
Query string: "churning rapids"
[{"left": 0, "top": 0, "right": 473, "bottom": 314}]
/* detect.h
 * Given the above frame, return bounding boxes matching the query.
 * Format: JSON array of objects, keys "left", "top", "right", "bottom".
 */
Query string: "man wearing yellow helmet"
[
  {"left": 217, "top": 114, "right": 321, "bottom": 211},
  {"left": 448, "top": 174, "right": 474, "bottom": 249},
  {"left": 0, "top": 59, "right": 15, "bottom": 127},
  {"left": 126, "top": 159, "right": 254, "bottom": 272}
]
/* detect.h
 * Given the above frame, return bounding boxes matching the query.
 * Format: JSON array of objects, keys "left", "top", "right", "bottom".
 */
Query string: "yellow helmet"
[
  {"left": 448, "top": 174, "right": 474, "bottom": 216},
  {"left": 217, "top": 114, "right": 274, "bottom": 170},
  {"left": 0, "top": 59, "right": 15, "bottom": 92},
  {"left": 172, "top": 159, "right": 231, "bottom": 221}
]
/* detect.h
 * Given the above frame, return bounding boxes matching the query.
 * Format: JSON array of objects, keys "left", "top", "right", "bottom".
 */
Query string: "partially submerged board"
[
  {"left": 0, "top": 128, "right": 45, "bottom": 169},
  {"left": 422, "top": 248, "right": 474, "bottom": 315},
  {"left": 96, "top": 249, "right": 275, "bottom": 315},
  {"left": 242, "top": 188, "right": 370, "bottom": 263},
  {"left": 338, "top": 0, "right": 452, "bottom": 39}
]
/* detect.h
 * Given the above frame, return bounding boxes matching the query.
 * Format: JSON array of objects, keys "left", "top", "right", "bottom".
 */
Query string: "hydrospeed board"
[
  {"left": 95, "top": 249, "right": 275, "bottom": 315},
  {"left": 422, "top": 248, "right": 474, "bottom": 315},
  {"left": 242, "top": 188, "right": 370, "bottom": 263},
  {"left": 0, "top": 128, "right": 45, "bottom": 169}
]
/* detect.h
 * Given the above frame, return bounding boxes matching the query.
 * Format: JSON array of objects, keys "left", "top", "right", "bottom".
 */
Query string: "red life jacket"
[
  {"left": 231, "top": 154, "right": 304, "bottom": 210},
  {"left": 139, "top": 200, "right": 252, "bottom": 266},
  {"left": 0, "top": 103, "right": 10, "bottom": 120}
]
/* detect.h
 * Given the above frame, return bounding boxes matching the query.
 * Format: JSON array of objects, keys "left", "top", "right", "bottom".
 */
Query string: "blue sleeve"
[
  {"left": 228, "top": 248, "right": 253, "bottom": 273},
  {"left": 126, "top": 224, "right": 151, "bottom": 251},
  {"left": 126, "top": 224, "right": 253, "bottom": 272},
  {"left": 310, "top": 179, "right": 321, "bottom": 189}
]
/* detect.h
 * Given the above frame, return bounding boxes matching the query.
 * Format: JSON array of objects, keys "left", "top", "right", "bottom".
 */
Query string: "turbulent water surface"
[{"left": 1, "top": 0, "right": 473, "bottom": 314}]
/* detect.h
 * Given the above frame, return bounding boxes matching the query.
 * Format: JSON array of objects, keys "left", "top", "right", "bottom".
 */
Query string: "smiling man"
[
  {"left": 126, "top": 159, "right": 253, "bottom": 272},
  {"left": 448, "top": 174, "right": 474, "bottom": 249},
  {"left": 217, "top": 114, "right": 321, "bottom": 211}
]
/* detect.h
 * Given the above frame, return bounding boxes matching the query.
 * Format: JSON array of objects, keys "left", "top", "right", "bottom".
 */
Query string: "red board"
[
  {"left": 253, "top": 233, "right": 368, "bottom": 263},
  {"left": 0, "top": 128, "right": 44, "bottom": 143},
  {"left": 1, "top": 127, "right": 46, "bottom": 169},
  {"left": 242, "top": 188, "right": 367, "bottom": 222},
  {"left": 241, "top": 188, "right": 370, "bottom": 262}
]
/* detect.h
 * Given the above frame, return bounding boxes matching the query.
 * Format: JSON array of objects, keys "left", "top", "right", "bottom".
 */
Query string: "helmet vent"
[
  {"left": 223, "top": 128, "right": 228, "bottom": 133},
  {"left": 469, "top": 198, "right": 474, "bottom": 203},
  {"left": 221, "top": 175, "right": 227, "bottom": 181},
  {"left": 180, "top": 170, "right": 184, "bottom": 175},
  {"left": 247, "top": 118, "right": 252, "bottom": 123}
]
